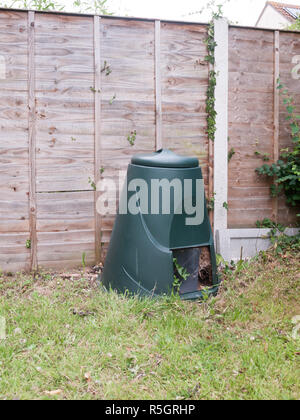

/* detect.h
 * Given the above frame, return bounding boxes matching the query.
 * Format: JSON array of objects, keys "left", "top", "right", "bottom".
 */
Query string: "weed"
[
  {"left": 90, "top": 87, "right": 101, "bottom": 93},
  {"left": 88, "top": 177, "right": 96, "bottom": 191},
  {"left": 109, "top": 94, "right": 116, "bottom": 105},
  {"left": 82, "top": 252, "right": 86, "bottom": 270},
  {"left": 256, "top": 218, "right": 300, "bottom": 255},
  {"left": 228, "top": 147, "right": 236, "bottom": 162},
  {"left": 173, "top": 258, "right": 190, "bottom": 293},
  {"left": 101, "top": 61, "right": 112, "bottom": 76},
  {"left": 127, "top": 130, "right": 137, "bottom": 147},
  {"left": 207, "top": 192, "right": 216, "bottom": 211}
]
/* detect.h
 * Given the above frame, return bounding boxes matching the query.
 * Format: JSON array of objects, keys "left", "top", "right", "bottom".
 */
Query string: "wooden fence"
[
  {"left": 228, "top": 27, "right": 299, "bottom": 228},
  {"left": 0, "top": 9, "right": 298, "bottom": 272}
]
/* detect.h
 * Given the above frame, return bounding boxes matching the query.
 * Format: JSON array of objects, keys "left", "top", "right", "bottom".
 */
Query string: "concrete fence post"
[{"left": 213, "top": 18, "right": 229, "bottom": 237}]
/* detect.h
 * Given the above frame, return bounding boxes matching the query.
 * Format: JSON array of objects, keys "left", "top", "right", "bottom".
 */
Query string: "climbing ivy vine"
[
  {"left": 204, "top": 5, "right": 224, "bottom": 142},
  {"left": 204, "top": 5, "right": 226, "bottom": 212}
]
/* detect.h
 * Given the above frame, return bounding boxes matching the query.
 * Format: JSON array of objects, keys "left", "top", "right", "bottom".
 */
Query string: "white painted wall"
[{"left": 256, "top": 4, "right": 291, "bottom": 29}]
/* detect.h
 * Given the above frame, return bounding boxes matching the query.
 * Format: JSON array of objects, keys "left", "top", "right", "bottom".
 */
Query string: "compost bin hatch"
[{"left": 173, "top": 247, "right": 214, "bottom": 296}]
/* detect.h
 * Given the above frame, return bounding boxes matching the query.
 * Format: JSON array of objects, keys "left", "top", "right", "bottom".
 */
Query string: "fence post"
[
  {"left": 272, "top": 30, "right": 280, "bottom": 223},
  {"left": 28, "top": 11, "right": 37, "bottom": 271},
  {"left": 94, "top": 15, "right": 102, "bottom": 264},
  {"left": 213, "top": 18, "right": 229, "bottom": 236},
  {"left": 155, "top": 20, "right": 162, "bottom": 151}
]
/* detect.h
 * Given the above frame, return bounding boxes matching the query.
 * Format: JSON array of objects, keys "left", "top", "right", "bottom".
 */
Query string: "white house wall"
[{"left": 256, "top": 4, "right": 291, "bottom": 29}]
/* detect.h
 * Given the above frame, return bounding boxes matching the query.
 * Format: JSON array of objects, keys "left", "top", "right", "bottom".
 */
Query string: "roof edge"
[{"left": 255, "top": 2, "right": 270, "bottom": 26}]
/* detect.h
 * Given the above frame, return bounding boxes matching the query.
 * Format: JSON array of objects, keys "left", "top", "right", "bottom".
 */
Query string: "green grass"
[{"left": 0, "top": 248, "right": 299, "bottom": 400}]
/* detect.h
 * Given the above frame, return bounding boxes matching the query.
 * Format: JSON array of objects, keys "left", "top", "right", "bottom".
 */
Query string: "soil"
[{"left": 198, "top": 246, "right": 213, "bottom": 288}]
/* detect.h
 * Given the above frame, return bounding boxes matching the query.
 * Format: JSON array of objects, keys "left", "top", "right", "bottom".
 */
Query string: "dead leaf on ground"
[
  {"left": 72, "top": 309, "right": 95, "bottom": 317},
  {"left": 84, "top": 372, "right": 92, "bottom": 382},
  {"left": 132, "top": 372, "right": 146, "bottom": 383},
  {"left": 44, "top": 389, "right": 63, "bottom": 396}
]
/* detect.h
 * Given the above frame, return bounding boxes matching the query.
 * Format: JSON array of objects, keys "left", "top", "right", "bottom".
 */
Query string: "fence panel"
[
  {"left": 228, "top": 27, "right": 276, "bottom": 228},
  {"left": 34, "top": 13, "right": 96, "bottom": 268},
  {"left": 99, "top": 18, "right": 156, "bottom": 256},
  {"left": 278, "top": 32, "right": 300, "bottom": 225},
  {"left": 0, "top": 11, "right": 30, "bottom": 272}
]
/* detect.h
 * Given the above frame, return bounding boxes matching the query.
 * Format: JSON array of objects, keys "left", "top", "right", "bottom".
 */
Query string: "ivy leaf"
[
  {"left": 223, "top": 202, "right": 229, "bottom": 211},
  {"left": 286, "top": 105, "right": 295, "bottom": 113},
  {"left": 291, "top": 123, "right": 299, "bottom": 135}
]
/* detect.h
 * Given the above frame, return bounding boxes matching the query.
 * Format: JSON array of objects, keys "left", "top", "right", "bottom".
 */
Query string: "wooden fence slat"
[
  {"left": 155, "top": 20, "right": 162, "bottom": 151},
  {"left": 94, "top": 15, "right": 102, "bottom": 263},
  {"left": 28, "top": 11, "right": 37, "bottom": 271},
  {"left": 272, "top": 30, "right": 280, "bottom": 223}
]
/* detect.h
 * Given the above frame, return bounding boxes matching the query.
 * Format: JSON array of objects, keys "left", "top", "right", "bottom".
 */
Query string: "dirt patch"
[{"left": 34, "top": 285, "right": 53, "bottom": 297}]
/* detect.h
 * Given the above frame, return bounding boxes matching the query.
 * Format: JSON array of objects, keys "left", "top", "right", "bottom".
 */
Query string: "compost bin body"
[{"left": 102, "top": 150, "right": 220, "bottom": 300}]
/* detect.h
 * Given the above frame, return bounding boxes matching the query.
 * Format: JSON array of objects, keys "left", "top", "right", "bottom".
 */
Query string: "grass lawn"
[{"left": 0, "top": 247, "right": 299, "bottom": 400}]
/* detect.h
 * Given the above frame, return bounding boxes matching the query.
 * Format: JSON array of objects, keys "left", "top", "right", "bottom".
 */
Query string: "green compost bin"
[{"left": 102, "top": 149, "right": 220, "bottom": 300}]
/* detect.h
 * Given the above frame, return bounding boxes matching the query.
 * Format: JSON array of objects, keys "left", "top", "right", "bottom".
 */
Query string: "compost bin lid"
[{"left": 131, "top": 149, "right": 199, "bottom": 168}]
